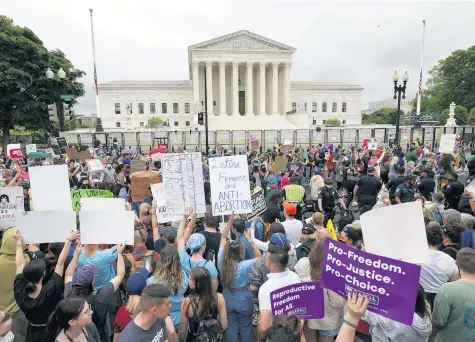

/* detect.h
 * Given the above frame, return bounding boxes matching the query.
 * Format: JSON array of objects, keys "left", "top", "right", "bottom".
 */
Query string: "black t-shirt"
[
  {"left": 14, "top": 272, "right": 63, "bottom": 325},
  {"left": 417, "top": 176, "right": 436, "bottom": 199},
  {"left": 262, "top": 203, "right": 281, "bottom": 224},
  {"left": 387, "top": 176, "right": 404, "bottom": 195},
  {"left": 356, "top": 175, "right": 381, "bottom": 197},
  {"left": 204, "top": 182, "right": 211, "bottom": 205},
  {"left": 199, "top": 230, "right": 221, "bottom": 261}
]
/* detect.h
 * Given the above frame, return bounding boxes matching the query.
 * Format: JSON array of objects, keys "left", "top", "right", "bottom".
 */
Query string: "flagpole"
[
  {"left": 89, "top": 9, "right": 104, "bottom": 132},
  {"left": 416, "top": 20, "right": 426, "bottom": 117}
]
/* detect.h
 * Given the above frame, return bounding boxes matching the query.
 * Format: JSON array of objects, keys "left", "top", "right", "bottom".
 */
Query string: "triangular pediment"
[{"left": 188, "top": 30, "right": 296, "bottom": 52}]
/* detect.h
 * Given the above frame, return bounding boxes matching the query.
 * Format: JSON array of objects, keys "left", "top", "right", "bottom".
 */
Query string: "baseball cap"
[
  {"left": 342, "top": 225, "right": 360, "bottom": 242},
  {"left": 159, "top": 226, "right": 177, "bottom": 240},
  {"left": 269, "top": 233, "right": 291, "bottom": 246},
  {"left": 72, "top": 264, "right": 98, "bottom": 287},
  {"left": 367, "top": 166, "right": 375, "bottom": 174},
  {"left": 171, "top": 221, "right": 181, "bottom": 229},
  {"left": 186, "top": 233, "right": 206, "bottom": 251},
  {"left": 282, "top": 202, "right": 297, "bottom": 216},
  {"left": 125, "top": 268, "right": 149, "bottom": 296},
  {"left": 302, "top": 224, "right": 316, "bottom": 235}
]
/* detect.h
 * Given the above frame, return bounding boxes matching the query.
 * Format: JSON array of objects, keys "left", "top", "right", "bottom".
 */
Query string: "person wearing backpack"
[
  {"left": 295, "top": 224, "right": 317, "bottom": 260},
  {"left": 178, "top": 267, "right": 227, "bottom": 342},
  {"left": 64, "top": 243, "right": 126, "bottom": 342},
  {"left": 218, "top": 213, "right": 262, "bottom": 342}
]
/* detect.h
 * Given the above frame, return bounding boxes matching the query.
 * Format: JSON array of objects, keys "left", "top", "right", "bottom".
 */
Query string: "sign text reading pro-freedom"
[
  {"left": 209, "top": 155, "right": 252, "bottom": 215},
  {"left": 321, "top": 238, "right": 421, "bottom": 325}
]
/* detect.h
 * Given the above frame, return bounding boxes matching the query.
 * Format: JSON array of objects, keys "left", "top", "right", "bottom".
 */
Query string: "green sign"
[
  {"left": 71, "top": 189, "right": 113, "bottom": 211},
  {"left": 60, "top": 94, "right": 75, "bottom": 102}
]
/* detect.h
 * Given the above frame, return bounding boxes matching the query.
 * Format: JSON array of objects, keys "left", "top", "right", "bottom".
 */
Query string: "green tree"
[
  {"left": 325, "top": 118, "right": 341, "bottom": 127},
  {"left": 468, "top": 107, "right": 475, "bottom": 124},
  {"left": 0, "top": 16, "right": 85, "bottom": 152},
  {"left": 147, "top": 117, "right": 164, "bottom": 128},
  {"left": 362, "top": 108, "right": 398, "bottom": 125},
  {"left": 423, "top": 45, "right": 475, "bottom": 115},
  {"left": 438, "top": 105, "right": 468, "bottom": 125}
]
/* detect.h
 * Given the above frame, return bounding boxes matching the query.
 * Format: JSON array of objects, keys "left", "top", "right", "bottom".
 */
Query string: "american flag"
[
  {"left": 93, "top": 63, "right": 98, "bottom": 95},
  {"left": 418, "top": 68, "right": 423, "bottom": 96}
]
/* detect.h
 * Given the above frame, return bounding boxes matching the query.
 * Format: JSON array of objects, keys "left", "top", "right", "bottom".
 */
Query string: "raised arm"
[
  {"left": 110, "top": 244, "right": 125, "bottom": 291},
  {"left": 65, "top": 243, "right": 83, "bottom": 284},
  {"left": 177, "top": 215, "right": 188, "bottom": 251},
  {"left": 151, "top": 199, "right": 159, "bottom": 242},
  {"left": 14, "top": 231, "right": 25, "bottom": 275},
  {"left": 245, "top": 229, "right": 262, "bottom": 262},
  {"left": 220, "top": 212, "right": 235, "bottom": 246},
  {"left": 183, "top": 212, "right": 197, "bottom": 244},
  {"left": 55, "top": 230, "right": 80, "bottom": 277}
]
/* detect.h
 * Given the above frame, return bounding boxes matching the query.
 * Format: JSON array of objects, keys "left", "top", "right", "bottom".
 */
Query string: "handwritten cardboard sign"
[
  {"left": 274, "top": 156, "right": 289, "bottom": 172},
  {"left": 150, "top": 182, "right": 182, "bottom": 223},
  {"left": 161, "top": 153, "right": 206, "bottom": 216},
  {"left": 78, "top": 150, "right": 92, "bottom": 162},
  {"left": 439, "top": 134, "right": 456, "bottom": 154},
  {"left": 26, "top": 144, "right": 37, "bottom": 154},
  {"left": 0, "top": 187, "right": 24, "bottom": 230},
  {"left": 247, "top": 190, "right": 267, "bottom": 220},
  {"left": 66, "top": 147, "right": 80, "bottom": 160},
  {"left": 321, "top": 238, "right": 421, "bottom": 325},
  {"left": 130, "top": 171, "right": 161, "bottom": 201},
  {"left": 209, "top": 155, "right": 252, "bottom": 216},
  {"left": 86, "top": 159, "right": 104, "bottom": 172},
  {"left": 251, "top": 140, "right": 260, "bottom": 152},
  {"left": 270, "top": 282, "right": 324, "bottom": 319},
  {"left": 131, "top": 160, "right": 146, "bottom": 173},
  {"left": 70, "top": 189, "right": 113, "bottom": 211}
]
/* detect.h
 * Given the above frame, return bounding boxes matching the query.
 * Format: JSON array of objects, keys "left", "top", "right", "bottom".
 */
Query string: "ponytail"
[
  {"left": 25, "top": 282, "right": 36, "bottom": 295},
  {"left": 23, "top": 259, "right": 46, "bottom": 294},
  {"left": 47, "top": 298, "right": 86, "bottom": 332}
]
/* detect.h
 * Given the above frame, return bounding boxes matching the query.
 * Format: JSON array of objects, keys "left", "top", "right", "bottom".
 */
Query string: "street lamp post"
[
  {"left": 46, "top": 68, "right": 67, "bottom": 132},
  {"left": 393, "top": 71, "right": 409, "bottom": 146}
]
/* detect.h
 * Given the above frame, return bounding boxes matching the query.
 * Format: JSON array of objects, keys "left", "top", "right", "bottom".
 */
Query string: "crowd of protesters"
[{"left": 0, "top": 138, "right": 474, "bottom": 342}]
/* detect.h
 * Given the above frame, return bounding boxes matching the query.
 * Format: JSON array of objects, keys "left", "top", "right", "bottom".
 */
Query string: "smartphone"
[{"left": 208, "top": 249, "right": 215, "bottom": 261}]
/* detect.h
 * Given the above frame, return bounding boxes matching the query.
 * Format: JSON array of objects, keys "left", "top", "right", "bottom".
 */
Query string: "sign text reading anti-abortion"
[
  {"left": 321, "top": 238, "right": 421, "bottom": 325},
  {"left": 209, "top": 155, "right": 252, "bottom": 215}
]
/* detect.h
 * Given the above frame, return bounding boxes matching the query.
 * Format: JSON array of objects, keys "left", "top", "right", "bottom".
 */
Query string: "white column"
[
  {"left": 232, "top": 61, "right": 239, "bottom": 116},
  {"left": 272, "top": 62, "right": 279, "bottom": 115},
  {"left": 205, "top": 61, "right": 213, "bottom": 115},
  {"left": 192, "top": 61, "right": 200, "bottom": 109},
  {"left": 284, "top": 62, "right": 291, "bottom": 112},
  {"left": 219, "top": 61, "right": 226, "bottom": 116},
  {"left": 246, "top": 61, "right": 254, "bottom": 115},
  {"left": 259, "top": 62, "right": 266, "bottom": 115}
]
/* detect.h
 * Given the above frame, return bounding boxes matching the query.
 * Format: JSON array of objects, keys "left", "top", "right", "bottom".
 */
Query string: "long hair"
[
  {"left": 308, "top": 241, "right": 325, "bottom": 281},
  {"left": 262, "top": 314, "right": 302, "bottom": 342},
  {"left": 188, "top": 267, "right": 217, "bottom": 317},
  {"left": 47, "top": 298, "right": 87, "bottom": 333},
  {"left": 220, "top": 240, "right": 244, "bottom": 290},
  {"left": 126, "top": 295, "right": 141, "bottom": 318},
  {"left": 23, "top": 259, "right": 46, "bottom": 295},
  {"left": 153, "top": 246, "right": 183, "bottom": 294},
  {"left": 415, "top": 284, "right": 430, "bottom": 318}
]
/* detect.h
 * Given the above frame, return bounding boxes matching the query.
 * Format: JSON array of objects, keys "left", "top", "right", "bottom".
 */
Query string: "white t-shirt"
[
  {"left": 258, "top": 270, "right": 301, "bottom": 311},
  {"left": 419, "top": 250, "right": 459, "bottom": 294},
  {"left": 281, "top": 219, "right": 303, "bottom": 246}
]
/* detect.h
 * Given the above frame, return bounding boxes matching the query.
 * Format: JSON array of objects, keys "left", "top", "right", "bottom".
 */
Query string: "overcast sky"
[{"left": 4, "top": 0, "right": 474, "bottom": 114}]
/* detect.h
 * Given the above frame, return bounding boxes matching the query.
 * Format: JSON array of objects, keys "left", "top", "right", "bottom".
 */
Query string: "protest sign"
[
  {"left": 150, "top": 183, "right": 182, "bottom": 223},
  {"left": 66, "top": 147, "right": 80, "bottom": 160},
  {"left": 86, "top": 159, "right": 103, "bottom": 172},
  {"left": 321, "top": 238, "right": 421, "bottom": 325},
  {"left": 177, "top": 146, "right": 184, "bottom": 153},
  {"left": 78, "top": 150, "right": 92, "bottom": 161},
  {"left": 45, "top": 147, "right": 55, "bottom": 156},
  {"left": 70, "top": 189, "right": 113, "bottom": 211},
  {"left": 161, "top": 153, "right": 206, "bottom": 216},
  {"left": 157, "top": 143, "right": 168, "bottom": 153},
  {"left": 80, "top": 210, "right": 134, "bottom": 244},
  {"left": 150, "top": 152, "right": 161, "bottom": 161},
  {"left": 368, "top": 138, "right": 378, "bottom": 150},
  {"left": 324, "top": 144, "right": 334, "bottom": 152},
  {"left": 274, "top": 156, "right": 288, "bottom": 172},
  {"left": 0, "top": 187, "right": 24, "bottom": 230},
  {"left": 360, "top": 202, "right": 428, "bottom": 264},
  {"left": 26, "top": 144, "right": 37, "bottom": 154},
  {"left": 439, "top": 134, "right": 457, "bottom": 154},
  {"left": 81, "top": 198, "right": 125, "bottom": 211},
  {"left": 56, "top": 136, "right": 67, "bottom": 148},
  {"left": 248, "top": 134, "right": 257, "bottom": 142},
  {"left": 289, "top": 163, "right": 301, "bottom": 172},
  {"left": 270, "top": 282, "right": 324, "bottom": 319},
  {"left": 326, "top": 219, "right": 337, "bottom": 240},
  {"left": 131, "top": 160, "right": 146, "bottom": 173},
  {"left": 7, "top": 144, "right": 22, "bottom": 158},
  {"left": 247, "top": 190, "right": 267, "bottom": 220},
  {"left": 130, "top": 171, "right": 161, "bottom": 201},
  {"left": 16, "top": 211, "right": 76, "bottom": 243},
  {"left": 281, "top": 144, "right": 293, "bottom": 153},
  {"left": 250, "top": 139, "right": 260, "bottom": 152},
  {"left": 30, "top": 165, "right": 72, "bottom": 211},
  {"left": 209, "top": 155, "right": 252, "bottom": 216}
]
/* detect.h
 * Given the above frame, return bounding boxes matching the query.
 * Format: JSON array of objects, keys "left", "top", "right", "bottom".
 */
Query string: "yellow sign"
[{"left": 327, "top": 219, "right": 337, "bottom": 240}]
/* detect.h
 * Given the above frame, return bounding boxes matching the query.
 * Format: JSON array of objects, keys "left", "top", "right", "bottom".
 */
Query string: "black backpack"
[{"left": 187, "top": 297, "right": 223, "bottom": 342}]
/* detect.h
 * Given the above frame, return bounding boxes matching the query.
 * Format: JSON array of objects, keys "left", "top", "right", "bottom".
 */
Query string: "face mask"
[{"left": 0, "top": 331, "right": 14, "bottom": 342}]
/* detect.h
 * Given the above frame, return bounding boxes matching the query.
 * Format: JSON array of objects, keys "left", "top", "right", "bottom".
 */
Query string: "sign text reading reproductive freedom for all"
[
  {"left": 161, "top": 153, "right": 206, "bottom": 217},
  {"left": 321, "top": 238, "right": 421, "bottom": 325},
  {"left": 209, "top": 155, "right": 252, "bottom": 216}
]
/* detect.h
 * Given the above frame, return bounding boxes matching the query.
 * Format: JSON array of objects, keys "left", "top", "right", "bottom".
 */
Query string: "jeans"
[{"left": 223, "top": 289, "right": 254, "bottom": 342}]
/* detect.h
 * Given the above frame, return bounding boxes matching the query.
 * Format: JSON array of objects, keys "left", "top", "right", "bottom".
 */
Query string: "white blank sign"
[
  {"left": 80, "top": 198, "right": 125, "bottom": 211},
  {"left": 80, "top": 210, "right": 134, "bottom": 245},
  {"left": 29, "top": 165, "right": 72, "bottom": 211},
  {"left": 360, "top": 202, "right": 429, "bottom": 264},
  {"left": 16, "top": 211, "right": 77, "bottom": 243}
]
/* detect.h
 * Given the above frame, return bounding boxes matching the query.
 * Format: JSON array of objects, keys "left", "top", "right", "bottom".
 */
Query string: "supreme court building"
[{"left": 98, "top": 30, "right": 363, "bottom": 131}]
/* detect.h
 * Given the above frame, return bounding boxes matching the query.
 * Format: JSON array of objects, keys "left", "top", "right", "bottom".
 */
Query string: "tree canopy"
[
  {"left": 362, "top": 108, "right": 399, "bottom": 125},
  {"left": 417, "top": 45, "right": 475, "bottom": 117},
  {"left": 0, "top": 16, "right": 85, "bottom": 152},
  {"left": 147, "top": 117, "right": 165, "bottom": 128},
  {"left": 439, "top": 105, "right": 469, "bottom": 126},
  {"left": 324, "top": 118, "right": 341, "bottom": 127}
]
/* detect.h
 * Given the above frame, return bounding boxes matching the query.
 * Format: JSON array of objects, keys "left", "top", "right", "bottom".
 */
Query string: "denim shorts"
[{"left": 318, "top": 324, "right": 341, "bottom": 336}]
